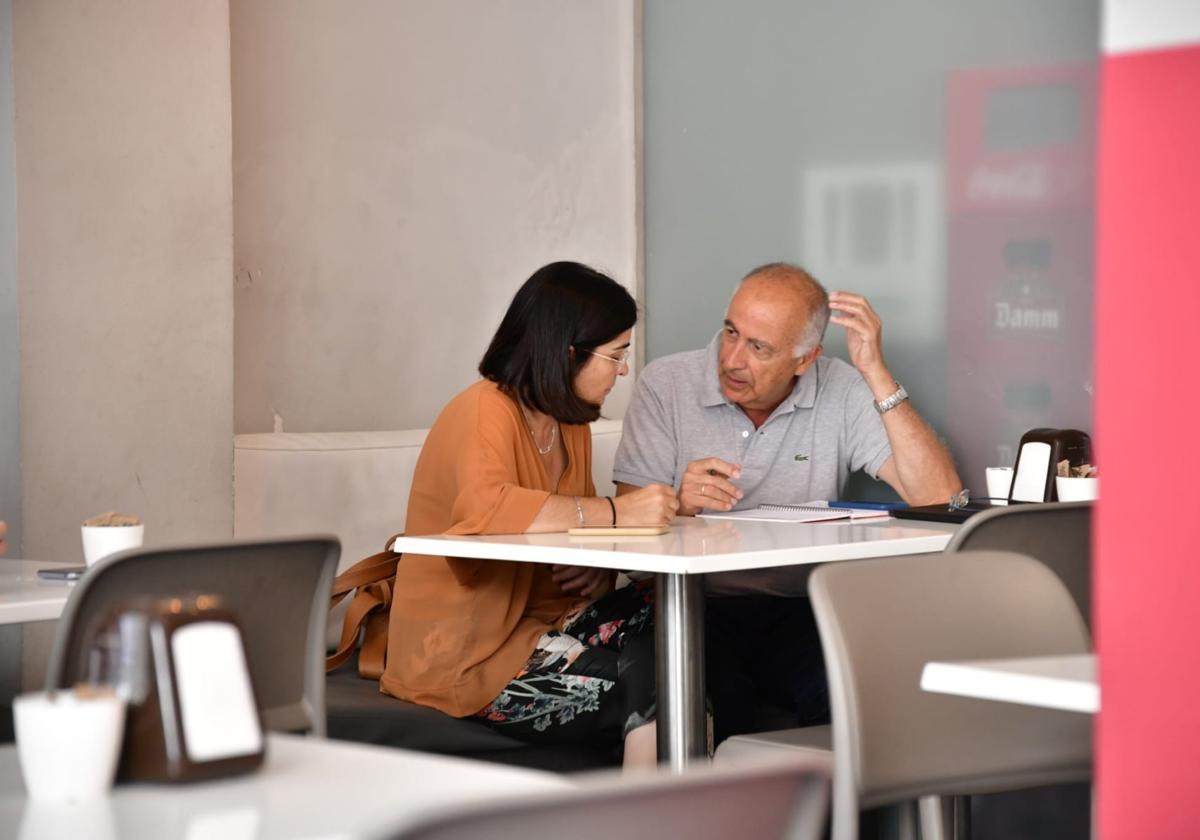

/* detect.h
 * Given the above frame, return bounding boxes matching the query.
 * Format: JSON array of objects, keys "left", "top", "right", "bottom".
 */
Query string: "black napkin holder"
[
  {"left": 90, "top": 594, "right": 265, "bottom": 783},
  {"left": 1009, "top": 428, "right": 1092, "bottom": 502}
]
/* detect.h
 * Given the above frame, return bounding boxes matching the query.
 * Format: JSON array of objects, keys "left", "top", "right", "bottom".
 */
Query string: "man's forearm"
[{"left": 878, "top": 402, "right": 962, "bottom": 504}]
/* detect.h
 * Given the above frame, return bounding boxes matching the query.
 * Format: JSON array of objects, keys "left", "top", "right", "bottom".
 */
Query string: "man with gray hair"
[{"left": 613, "top": 262, "right": 961, "bottom": 742}]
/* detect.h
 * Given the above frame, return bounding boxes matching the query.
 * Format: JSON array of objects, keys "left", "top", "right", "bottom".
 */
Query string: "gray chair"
[
  {"left": 45, "top": 535, "right": 339, "bottom": 735},
  {"left": 717, "top": 550, "right": 1092, "bottom": 840},
  {"left": 944, "top": 501, "right": 1092, "bottom": 629},
  {"left": 385, "top": 755, "right": 830, "bottom": 840}
]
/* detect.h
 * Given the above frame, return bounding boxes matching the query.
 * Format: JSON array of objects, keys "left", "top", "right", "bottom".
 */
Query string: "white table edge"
[
  {"left": 0, "top": 559, "right": 76, "bottom": 625},
  {"left": 389, "top": 522, "right": 955, "bottom": 574},
  {"left": 920, "top": 655, "right": 1099, "bottom": 713},
  {"left": 0, "top": 732, "right": 573, "bottom": 839}
]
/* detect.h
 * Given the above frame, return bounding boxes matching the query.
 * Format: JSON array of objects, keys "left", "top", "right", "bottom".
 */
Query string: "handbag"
[{"left": 325, "top": 533, "right": 403, "bottom": 680}]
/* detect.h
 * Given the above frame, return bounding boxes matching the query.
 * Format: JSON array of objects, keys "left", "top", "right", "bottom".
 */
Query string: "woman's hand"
[
  {"left": 552, "top": 565, "right": 613, "bottom": 598},
  {"left": 613, "top": 483, "right": 679, "bottom": 526}
]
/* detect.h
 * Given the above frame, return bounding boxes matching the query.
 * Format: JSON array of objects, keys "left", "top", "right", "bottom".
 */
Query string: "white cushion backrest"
[
  {"left": 234, "top": 419, "right": 625, "bottom": 574},
  {"left": 234, "top": 430, "right": 428, "bottom": 575},
  {"left": 589, "top": 418, "right": 623, "bottom": 498},
  {"left": 235, "top": 421, "right": 625, "bottom": 647}
]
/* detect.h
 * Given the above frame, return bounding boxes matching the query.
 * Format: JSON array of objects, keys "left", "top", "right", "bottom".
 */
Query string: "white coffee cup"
[
  {"left": 14, "top": 689, "right": 126, "bottom": 803},
  {"left": 81, "top": 524, "right": 144, "bottom": 567},
  {"left": 985, "top": 467, "right": 1013, "bottom": 505},
  {"left": 1056, "top": 475, "right": 1099, "bottom": 502}
]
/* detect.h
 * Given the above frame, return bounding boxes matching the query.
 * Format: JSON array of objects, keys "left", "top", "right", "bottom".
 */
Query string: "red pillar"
[{"left": 1096, "top": 33, "right": 1200, "bottom": 840}]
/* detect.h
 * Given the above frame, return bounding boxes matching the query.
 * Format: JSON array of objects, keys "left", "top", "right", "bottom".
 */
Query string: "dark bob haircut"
[{"left": 479, "top": 261, "right": 637, "bottom": 425}]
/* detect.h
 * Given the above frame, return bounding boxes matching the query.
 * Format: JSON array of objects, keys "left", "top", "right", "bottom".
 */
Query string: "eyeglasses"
[{"left": 586, "top": 348, "right": 631, "bottom": 367}]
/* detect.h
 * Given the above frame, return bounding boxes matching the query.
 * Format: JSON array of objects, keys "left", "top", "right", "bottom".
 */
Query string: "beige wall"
[
  {"left": 7, "top": 0, "right": 636, "bottom": 557},
  {"left": 14, "top": 0, "right": 234, "bottom": 560},
  {"left": 232, "top": 0, "right": 639, "bottom": 433},
  {"left": 0, "top": 0, "right": 18, "bottom": 559}
]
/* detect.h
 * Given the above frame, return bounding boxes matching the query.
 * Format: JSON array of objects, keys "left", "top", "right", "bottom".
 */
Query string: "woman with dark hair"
[{"left": 381, "top": 262, "right": 677, "bottom": 767}]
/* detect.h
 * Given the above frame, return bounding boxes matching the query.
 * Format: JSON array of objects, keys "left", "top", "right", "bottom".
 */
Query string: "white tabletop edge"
[
  {"left": 0, "top": 559, "right": 76, "bottom": 625},
  {"left": 390, "top": 518, "right": 956, "bottom": 575},
  {"left": 0, "top": 731, "right": 574, "bottom": 839},
  {"left": 920, "top": 654, "right": 1099, "bottom": 714}
]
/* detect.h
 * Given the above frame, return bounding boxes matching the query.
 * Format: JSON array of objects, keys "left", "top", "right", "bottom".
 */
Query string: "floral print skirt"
[{"left": 474, "top": 579, "right": 656, "bottom": 743}]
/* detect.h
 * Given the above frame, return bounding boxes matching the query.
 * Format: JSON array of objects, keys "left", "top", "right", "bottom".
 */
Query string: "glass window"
[{"left": 643, "top": 0, "right": 1100, "bottom": 497}]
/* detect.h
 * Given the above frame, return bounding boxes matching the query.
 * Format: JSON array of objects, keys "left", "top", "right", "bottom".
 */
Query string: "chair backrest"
[
  {"left": 388, "top": 757, "right": 830, "bottom": 840},
  {"left": 809, "top": 550, "right": 1092, "bottom": 839},
  {"left": 944, "top": 501, "right": 1092, "bottom": 628},
  {"left": 45, "top": 536, "right": 340, "bottom": 735}
]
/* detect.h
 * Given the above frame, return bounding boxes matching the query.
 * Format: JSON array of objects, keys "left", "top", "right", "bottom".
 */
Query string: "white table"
[
  {"left": 393, "top": 515, "right": 956, "bottom": 770},
  {"left": 0, "top": 732, "right": 571, "bottom": 839},
  {"left": 921, "top": 653, "right": 1099, "bottom": 713},
  {"left": 0, "top": 560, "right": 76, "bottom": 625}
]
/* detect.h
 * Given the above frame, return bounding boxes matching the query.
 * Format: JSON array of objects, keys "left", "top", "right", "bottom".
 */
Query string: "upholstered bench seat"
[{"left": 325, "top": 654, "right": 618, "bottom": 772}]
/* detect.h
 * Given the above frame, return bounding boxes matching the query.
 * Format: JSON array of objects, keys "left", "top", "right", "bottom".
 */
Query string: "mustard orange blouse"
[{"left": 380, "top": 379, "right": 594, "bottom": 716}]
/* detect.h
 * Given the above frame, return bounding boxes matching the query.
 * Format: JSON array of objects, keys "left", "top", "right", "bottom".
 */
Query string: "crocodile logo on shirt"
[{"left": 794, "top": 453, "right": 809, "bottom": 462}]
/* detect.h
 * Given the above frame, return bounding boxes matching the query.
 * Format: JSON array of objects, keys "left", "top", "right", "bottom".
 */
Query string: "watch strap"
[{"left": 874, "top": 383, "right": 909, "bottom": 415}]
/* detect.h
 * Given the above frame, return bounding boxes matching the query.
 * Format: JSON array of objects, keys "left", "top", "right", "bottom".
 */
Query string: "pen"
[{"left": 827, "top": 500, "right": 909, "bottom": 512}]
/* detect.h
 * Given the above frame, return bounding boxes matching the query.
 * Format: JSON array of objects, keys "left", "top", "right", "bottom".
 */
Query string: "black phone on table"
[{"left": 37, "top": 565, "right": 86, "bottom": 581}]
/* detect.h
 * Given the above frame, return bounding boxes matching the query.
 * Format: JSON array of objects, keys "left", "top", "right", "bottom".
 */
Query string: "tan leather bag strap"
[
  {"left": 325, "top": 533, "right": 403, "bottom": 677},
  {"left": 330, "top": 550, "right": 399, "bottom": 602},
  {"left": 358, "top": 599, "right": 392, "bottom": 680}
]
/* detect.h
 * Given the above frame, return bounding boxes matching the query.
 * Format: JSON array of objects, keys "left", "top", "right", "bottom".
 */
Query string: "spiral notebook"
[{"left": 698, "top": 501, "right": 890, "bottom": 524}]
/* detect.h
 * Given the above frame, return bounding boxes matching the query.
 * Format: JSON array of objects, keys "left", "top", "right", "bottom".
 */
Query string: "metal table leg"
[{"left": 655, "top": 572, "right": 707, "bottom": 772}]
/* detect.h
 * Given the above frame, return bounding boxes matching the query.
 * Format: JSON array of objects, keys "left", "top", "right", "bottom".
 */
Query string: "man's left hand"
[
  {"left": 552, "top": 565, "right": 613, "bottom": 599},
  {"left": 829, "top": 291, "right": 890, "bottom": 385}
]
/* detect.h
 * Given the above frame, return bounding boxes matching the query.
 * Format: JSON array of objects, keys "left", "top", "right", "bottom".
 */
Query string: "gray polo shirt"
[{"left": 613, "top": 332, "right": 892, "bottom": 594}]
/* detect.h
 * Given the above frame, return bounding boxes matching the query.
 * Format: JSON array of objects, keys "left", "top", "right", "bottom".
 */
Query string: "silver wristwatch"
[{"left": 874, "top": 383, "right": 909, "bottom": 415}]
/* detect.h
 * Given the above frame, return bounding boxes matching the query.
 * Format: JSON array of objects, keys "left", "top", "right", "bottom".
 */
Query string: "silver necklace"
[{"left": 522, "top": 408, "right": 557, "bottom": 455}]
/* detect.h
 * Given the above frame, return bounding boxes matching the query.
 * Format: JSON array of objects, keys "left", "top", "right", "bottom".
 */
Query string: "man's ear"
[{"left": 792, "top": 344, "right": 822, "bottom": 376}]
